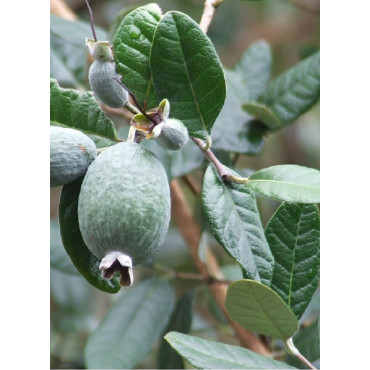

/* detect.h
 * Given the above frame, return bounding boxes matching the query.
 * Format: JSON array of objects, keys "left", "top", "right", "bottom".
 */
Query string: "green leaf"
[
  {"left": 225, "top": 279, "right": 299, "bottom": 340},
  {"left": 286, "top": 319, "right": 320, "bottom": 368},
  {"left": 246, "top": 164, "right": 320, "bottom": 203},
  {"left": 84, "top": 278, "right": 175, "bottom": 369},
  {"left": 113, "top": 4, "right": 162, "bottom": 109},
  {"left": 59, "top": 176, "right": 121, "bottom": 294},
  {"left": 50, "top": 268, "right": 92, "bottom": 312},
  {"left": 202, "top": 165, "right": 274, "bottom": 285},
  {"left": 300, "top": 288, "right": 319, "bottom": 324},
  {"left": 242, "top": 102, "right": 280, "bottom": 128},
  {"left": 158, "top": 290, "right": 194, "bottom": 369},
  {"left": 50, "top": 219, "right": 78, "bottom": 275},
  {"left": 50, "top": 14, "right": 107, "bottom": 47},
  {"left": 150, "top": 11, "right": 226, "bottom": 140},
  {"left": 50, "top": 78, "right": 119, "bottom": 141},
  {"left": 234, "top": 40, "right": 272, "bottom": 100},
  {"left": 165, "top": 332, "right": 295, "bottom": 369},
  {"left": 212, "top": 70, "right": 266, "bottom": 154},
  {"left": 244, "top": 51, "right": 320, "bottom": 129},
  {"left": 266, "top": 203, "right": 320, "bottom": 319}
]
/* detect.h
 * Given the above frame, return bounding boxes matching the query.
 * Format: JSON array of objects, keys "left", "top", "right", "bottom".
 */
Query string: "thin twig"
[
  {"left": 286, "top": 338, "right": 316, "bottom": 369},
  {"left": 191, "top": 137, "right": 249, "bottom": 183},
  {"left": 199, "top": 0, "right": 225, "bottom": 33},
  {"left": 191, "top": 137, "right": 229, "bottom": 178},
  {"left": 100, "top": 104, "right": 134, "bottom": 120},
  {"left": 182, "top": 174, "right": 201, "bottom": 195},
  {"left": 153, "top": 264, "right": 233, "bottom": 284},
  {"left": 85, "top": 0, "right": 97, "bottom": 41}
]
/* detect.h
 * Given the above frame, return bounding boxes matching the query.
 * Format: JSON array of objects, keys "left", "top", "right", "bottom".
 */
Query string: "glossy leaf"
[
  {"left": 84, "top": 278, "right": 175, "bottom": 369},
  {"left": 50, "top": 219, "right": 78, "bottom": 275},
  {"left": 202, "top": 165, "right": 274, "bottom": 285},
  {"left": 225, "top": 279, "right": 299, "bottom": 340},
  {"left": 59, "top": 177, "right": 121, "bottom": 294},
  {"left": 50, "top": 79, "right": 119, "bottom": 141},
  {"left": 165, "top": 332, "right": 295, "bottom": 369},
  {"left": 158, "top": 290, "right": 194, "bottom": 369},
  {"left": 246, "top": 164, "right": 320, "bottom": 203},
  {"left": 286, "top": 319, "right": 320, "bottom": 368},
  {"left": 234, "top": 40, "right": 272, "bottom": 100},
  {"left": 113, "top": 4, "right": 162, "bottom": 109},
  {"left": 150, "top": 11, "right": 226, "bottom": 140},
  {"left": 244, "top": 51, "right": 320, "bottom": 129},
  {"left": 50, "top": 14, "right": 107, "bottom": 47},
  {"left": 212, "top": 70, "right": 266, "bottom": 154},
  {"left": 266, "top": 203, "right": 320, "bottom": 319}
]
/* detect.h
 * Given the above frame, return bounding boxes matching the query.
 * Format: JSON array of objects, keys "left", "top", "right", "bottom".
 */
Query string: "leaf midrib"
[
  {"left": 101, "top": 282, "right": 162, "bottom": 368},
  {"left": 172, "top": 14, "right": 208, "bottom": 138},
  {"left": 249, "top": 285, "right": 287, "bottom": 340},
  {"left": 217, "top": 174, "right": 261, "bottom": 282},
  {"left": 262, "top": 54, "right": 318, "bottom": 107},
  {"left": 288, "top": 209, "right": 304, "bottom": 308},
  {"left": 247, "top": 178, "right": 319, "bottom": 191}
]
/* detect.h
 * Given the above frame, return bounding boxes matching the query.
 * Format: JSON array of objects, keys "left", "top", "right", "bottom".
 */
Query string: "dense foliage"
[{"left": 50, "top": 0, "right": 320, "bottom": 368}]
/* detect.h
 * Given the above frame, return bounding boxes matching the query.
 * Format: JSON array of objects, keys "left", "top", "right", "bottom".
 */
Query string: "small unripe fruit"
[
  {"left": 78, "top": 142, "right": 171, "bottom": 286},
  {"left": 50, "top": 126, "right": 97, "bottom": 187},
  {"left": 156, "top": 118, "right": 188, "bottom": 150},
  {"left": 86, "top": 39, "right": 128, "bottom": 108}
]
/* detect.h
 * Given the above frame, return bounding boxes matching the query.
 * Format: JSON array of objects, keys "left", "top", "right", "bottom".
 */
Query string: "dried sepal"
[{"left": 99, "top": 251, "right": 133, "bottom": 287}]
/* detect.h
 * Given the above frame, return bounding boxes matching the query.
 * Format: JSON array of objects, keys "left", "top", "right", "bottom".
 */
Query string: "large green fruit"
[
  {"left": 50, "top": 126, "right": 97, "bottom": 187},
  {"left": 78, "top": 142, "right": 171, "bottom": 286}
]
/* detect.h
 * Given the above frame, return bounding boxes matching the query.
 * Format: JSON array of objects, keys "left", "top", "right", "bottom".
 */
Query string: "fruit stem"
[
  {"left": 85, "top": 0, "right": 97, "bottom": 42},
  {"left": 124, "top": 102, "right": 140, "bottom": 115},
  {"left": 191, "top": 137, "right": 249, "bottom": 184},
  {"left": 127, "top": 126, "right": 137, "bottom": 142},
  {"left": 113, "top": 78, "right": 158, "bottom": 126}
]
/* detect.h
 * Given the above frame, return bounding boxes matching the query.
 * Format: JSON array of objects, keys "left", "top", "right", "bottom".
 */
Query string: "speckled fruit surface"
[
  {"left": 88, "top": 61, "right": 128, "bottom": 108},
  {"left": 78, "top": 142, "right": 171, "bottom": 265},
  {"left": 50, "top": 126, "right": 97, "bottom": 187},
  {"left": 157, "top": 118, "right": 188, "bottom": 150}
]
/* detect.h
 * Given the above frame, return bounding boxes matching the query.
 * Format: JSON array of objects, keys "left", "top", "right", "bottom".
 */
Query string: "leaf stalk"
[{"left": 285, "top": 338, "right": 316, "bottom": 369}]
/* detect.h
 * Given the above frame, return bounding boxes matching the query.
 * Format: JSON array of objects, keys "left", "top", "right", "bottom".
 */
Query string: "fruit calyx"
[
  {"left": 99, "top": 251, "right": 133, "bottom": 287},
  {"left": 86, "top": 39, "right": 114, "bottom": 62}
]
